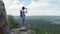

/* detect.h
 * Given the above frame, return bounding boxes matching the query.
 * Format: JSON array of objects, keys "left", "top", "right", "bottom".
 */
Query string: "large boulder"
[
  {"left": 0, "top": 0, "right": 7, "bottom": 34},
  {"left": 0, "top": 0, "right": 6, "bottom": 26}
]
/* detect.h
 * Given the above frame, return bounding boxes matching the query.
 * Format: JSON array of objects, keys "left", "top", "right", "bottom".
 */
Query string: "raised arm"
[{"left": 26, "top": 8, "right": 27, "bottom": 13}]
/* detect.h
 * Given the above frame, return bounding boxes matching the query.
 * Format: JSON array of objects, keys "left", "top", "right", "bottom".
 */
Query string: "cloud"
[
  {"left": 27, "top": 9, "right": 60, "bottom": 16},
  {"left": 27, "top": 1, "right": 48, "bottom": 10},
  {"left": 2, "top": 0, "right": 23, "bottom": 16},
  {"left": 28, "top": 0, "right": 60, "bottom": 11},
  {"left": 2, "top": 0, "right": 60, "bottom": 16},
  {"left": 19, "top": 0, "right": 40, "bottom": 6},
  {"left": 26, "top": 0, "right": 60, "bottom": 16}
]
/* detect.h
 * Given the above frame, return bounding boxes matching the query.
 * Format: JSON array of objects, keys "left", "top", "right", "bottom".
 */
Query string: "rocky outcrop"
[
  {"left": 11, "top": 28, "right": 36, "bottom": 34},
  {"left": 0, "top": 0, "right": 7, "bottom": 34}
]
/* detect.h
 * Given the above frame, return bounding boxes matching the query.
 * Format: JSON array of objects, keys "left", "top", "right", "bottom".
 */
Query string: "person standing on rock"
[{"left": 20, "top": 6, "right": 27, "bottom": 26}]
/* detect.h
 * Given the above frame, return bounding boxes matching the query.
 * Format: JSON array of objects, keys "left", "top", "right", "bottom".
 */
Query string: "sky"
[{"left": 2, "top": 0, "right": 60, "bottom": 16}]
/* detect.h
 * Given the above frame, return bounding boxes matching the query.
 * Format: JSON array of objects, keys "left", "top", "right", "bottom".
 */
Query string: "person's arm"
[{"left": 26, "top": 8, "right": 27, "bottom": 13}]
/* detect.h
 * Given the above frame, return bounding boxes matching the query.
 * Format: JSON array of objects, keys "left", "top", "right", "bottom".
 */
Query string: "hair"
[{"left": 22, "top": 6, "right": 25, "bottom": 10}]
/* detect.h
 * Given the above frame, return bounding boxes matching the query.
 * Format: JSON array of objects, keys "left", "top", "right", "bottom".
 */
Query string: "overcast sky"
[{"left": 2, "top": 0, "right": 60, "bottom": 16}]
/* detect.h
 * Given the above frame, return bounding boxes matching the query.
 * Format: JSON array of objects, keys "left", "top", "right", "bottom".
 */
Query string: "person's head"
[{"left": 22, "top": 6, "right": 25, "bottom": 10}]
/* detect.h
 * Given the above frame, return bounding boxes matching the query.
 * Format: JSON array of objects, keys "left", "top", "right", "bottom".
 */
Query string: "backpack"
[{"left": 20, "top": 10, "right": 22, "bottom": 17}]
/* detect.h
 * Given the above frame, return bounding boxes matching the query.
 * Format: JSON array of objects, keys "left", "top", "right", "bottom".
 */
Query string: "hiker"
[
  {"left": 0, "top": 0, "right": 10, "bottom": 34},
  {"left": 20, "top": 6, "right": 27, "bottom": 26}
]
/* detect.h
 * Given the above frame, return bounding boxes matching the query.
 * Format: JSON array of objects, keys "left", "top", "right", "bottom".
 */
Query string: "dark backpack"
[{"left": 20, "top": 10, "right": 22, "bottom": 17}]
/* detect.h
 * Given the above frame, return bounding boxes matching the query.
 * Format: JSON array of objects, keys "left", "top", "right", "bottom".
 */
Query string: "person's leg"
[{"left": 22, "top": 15, "right": 25, "bottom": 26}]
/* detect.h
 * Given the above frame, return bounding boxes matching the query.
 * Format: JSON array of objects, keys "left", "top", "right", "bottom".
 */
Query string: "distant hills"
[
  {"left": 13, "top": 16, "right": 60, "bottom": 30},
  {"left": 14, "top": 16, "right": 60, "bottom": 24}
]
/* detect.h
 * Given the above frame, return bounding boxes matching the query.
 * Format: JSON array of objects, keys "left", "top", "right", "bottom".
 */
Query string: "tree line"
[{"left": 8, "top": 15, "right": 60, "bottom": 34}]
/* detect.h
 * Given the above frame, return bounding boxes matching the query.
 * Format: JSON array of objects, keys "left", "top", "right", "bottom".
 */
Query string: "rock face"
[
  {"left": 0, "top": 0, "right": 7, "bottom": 34},
  {"left": 11, "top": 28, "right": 36, "bottom": 34},
  {"left": 11, "top": 28, "right": 31, "bottom": 34}
]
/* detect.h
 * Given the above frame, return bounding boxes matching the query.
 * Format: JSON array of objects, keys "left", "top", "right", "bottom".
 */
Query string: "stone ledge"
[{"left": 11, "top": 28, "right": 36, "bottom": 34}]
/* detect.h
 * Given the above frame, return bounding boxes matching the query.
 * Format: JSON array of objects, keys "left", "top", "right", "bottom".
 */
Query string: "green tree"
[{"left": 8, "top": 15, "right": 20, "bottom": 29}]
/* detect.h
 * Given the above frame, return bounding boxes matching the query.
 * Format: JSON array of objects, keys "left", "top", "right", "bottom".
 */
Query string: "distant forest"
[{"left": 8, "top": 15, "right": 60, "bottom": 34}]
